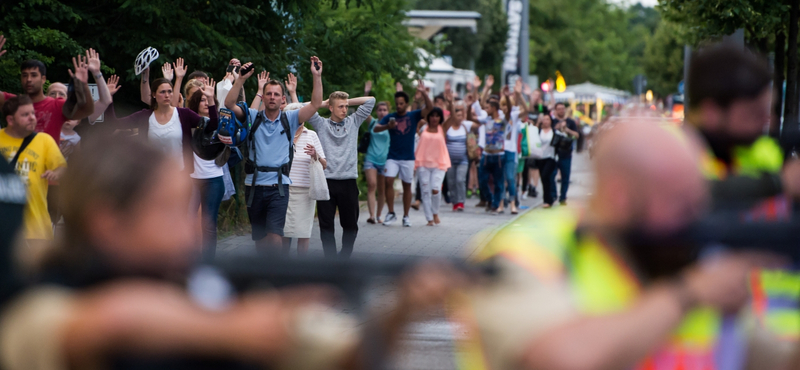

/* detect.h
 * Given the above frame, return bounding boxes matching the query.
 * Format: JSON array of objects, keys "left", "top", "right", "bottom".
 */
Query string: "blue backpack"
[{"left": 218, "top": 102, "right": 253, "bottom": 148}]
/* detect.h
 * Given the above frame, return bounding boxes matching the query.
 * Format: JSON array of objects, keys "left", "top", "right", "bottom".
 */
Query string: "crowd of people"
[
  {"left": 3, "top": 29, "right": 800, "bottom": 370},
  {"left": 0, "top": 33, "right": 584, "bottom": 261}
]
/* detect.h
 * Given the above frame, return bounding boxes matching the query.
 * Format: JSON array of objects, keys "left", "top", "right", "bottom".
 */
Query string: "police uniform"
[{"left": 454, "top": 208, "right": 793, "bottom": 370}]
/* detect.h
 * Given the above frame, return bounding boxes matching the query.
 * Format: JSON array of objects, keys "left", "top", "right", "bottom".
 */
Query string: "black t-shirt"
[{"left": 555, "top": 118, "right": 579, "bottom": 158}]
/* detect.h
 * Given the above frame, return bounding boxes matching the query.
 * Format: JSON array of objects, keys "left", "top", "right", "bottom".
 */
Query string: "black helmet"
[{"left": 192, "top": 117, "right": 226, "bottom": 160}]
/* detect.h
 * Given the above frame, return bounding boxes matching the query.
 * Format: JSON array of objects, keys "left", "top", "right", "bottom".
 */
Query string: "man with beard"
[
  {"left": 685, "top": 45, "right": 800, "bottom": 208},
  {"left": 685, "top": 45, "right": 800, "bottom": 360},
  {"left": 453, "top": 123, "right": 790, "bottom": 370}
]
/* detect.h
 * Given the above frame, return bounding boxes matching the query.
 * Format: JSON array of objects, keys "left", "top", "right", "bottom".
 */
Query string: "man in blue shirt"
[
  {"left": 374, "top": 81, "right": 432, "bottom": 227},
  {"left": 223, "top": 57, "right": 323, "bottom": 253}
]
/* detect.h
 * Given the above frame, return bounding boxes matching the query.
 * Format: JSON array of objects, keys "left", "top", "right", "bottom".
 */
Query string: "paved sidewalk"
[{"left": 217, "top": 152, "right": 592, "bottom": 259}]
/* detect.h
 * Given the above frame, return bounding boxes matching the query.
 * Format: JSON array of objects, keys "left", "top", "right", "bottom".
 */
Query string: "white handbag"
[
  {"left": 308, "top": 159, "right": 330, "bottom": 201},
  {"left": 526, "top": 124, "right": 544, "bottom": 159}
]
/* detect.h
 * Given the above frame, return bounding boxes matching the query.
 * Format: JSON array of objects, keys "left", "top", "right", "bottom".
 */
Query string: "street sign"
[{"left": 88, "top": 83, "right": 103, "bottom": 122}]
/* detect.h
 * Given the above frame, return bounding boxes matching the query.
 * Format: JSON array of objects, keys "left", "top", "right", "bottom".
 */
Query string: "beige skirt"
[{"left": 283, "top": 186, "right": 316, "bottom": 238}]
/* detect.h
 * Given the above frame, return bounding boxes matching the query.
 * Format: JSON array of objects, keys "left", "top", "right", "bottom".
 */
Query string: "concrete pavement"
[{"left": 216, "top": 152, "right": 593, "bottom": 370}]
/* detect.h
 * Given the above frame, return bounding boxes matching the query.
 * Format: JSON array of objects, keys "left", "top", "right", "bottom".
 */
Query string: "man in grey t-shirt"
[{"left": 308, "top": 92, "right": 375, "bottom": 258}]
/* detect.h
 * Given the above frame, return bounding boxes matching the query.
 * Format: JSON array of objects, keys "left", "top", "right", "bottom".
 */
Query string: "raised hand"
[
  {"left": 364, "top": 80, "right": 373, "bottom": 94},
  {"left": 107, "top": 75, "right": 121, "bottom": 95},
  {"left": 85, "top": 48, "right": 102, "bottom": 75},
  {"left": 257, "top": 71, "right": 270, "bottom": 92},
  {"left": 416, "top": 79, "right": 426, "bottom": 94},
  {"left": 465, "top": 93, "right": 475, "bottom": 107},
  {"left": 174, "top": 58, "right": 187, "bottom": 79},
  {"left": 466, "top": 82, "right": 474, "bottom": 92},
  {"left": 501, "top": 85, "right": 511, "bottom": 97},
  {"left": 523, "top": 83, "right": 533, "bottom": 96},
  {"left": 161, "top": 62, "right": 174, "bottom": 81},
  {"left": 514, "top": 78, "right": 523, "bottom": 94},
  {"left": 396, "top": 81, "right": 403, "bottom": 92},
  {"left": 203, "top": 79, "right": 216, "bottom": 100},
  {"left": 239, "top": 62, "right": 256, "bottom": 81},
  {"left": 444, "top": 82, "right": 454, "bottom": 103},
  {"left": 473, "top": 75, "right": 482, "bottom": 89},
  {"left": 285, "top": 73, "right": 296, "bottom": 94},
  {"left": 309, "top": 56, "right": 323, "bottom": 76},
  {"left": 229, "top": 58, "right": 242, "bottom": 67},
  {"left": 68, "top": 55, "right": 90, "bottom": 84},
  {"left": 0, "top": 35, "right": 7, "bottom": 58},
  {"left": 444, "top": 80, "right": 452, "bottom": 92},
  {"left": 485, "top": 75, "right": 494, "bottom": 88}
]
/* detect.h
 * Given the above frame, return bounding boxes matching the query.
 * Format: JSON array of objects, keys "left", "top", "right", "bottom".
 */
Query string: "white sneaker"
[
  {"left": 383, "top": 213, "right": 397, "bottom": 226},
  {"left": 403, "top": 215, "right": 412, "bottom": 227},
  {"left": 521, "top": 192, "right": 528, "bottom": 200}
]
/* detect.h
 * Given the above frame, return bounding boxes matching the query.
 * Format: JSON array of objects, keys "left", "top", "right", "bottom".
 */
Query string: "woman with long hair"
[
  {"left": 184, "top": 79, "right": 227, "bottom": 261},
  {"left": 107, "top": 77, "right": 218, "bottom": 173},
  {"left": 415, "top": 107, "right": 451, "bottom": 226},
  {"left": 537, "top": 114, "right": 558, "bottom": 208},
  {"left": 364, "top": 101, "right": 391, "bottom": 224}
]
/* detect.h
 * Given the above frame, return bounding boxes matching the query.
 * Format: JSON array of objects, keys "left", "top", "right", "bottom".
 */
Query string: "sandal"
[{"left": 367, "top": 218, "right": 376, "bottom": 224}]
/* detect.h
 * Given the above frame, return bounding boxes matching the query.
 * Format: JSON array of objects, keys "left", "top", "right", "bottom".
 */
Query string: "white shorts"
[
  {"left": 383, "top": 159, "right": 415, "bottom": 183},
  {"left": 283, "top": 186, "right": 316, "bottom": 238}
]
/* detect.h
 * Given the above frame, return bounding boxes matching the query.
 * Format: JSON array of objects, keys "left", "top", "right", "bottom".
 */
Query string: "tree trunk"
[
  {"left": 772, "top": 29, "right": 786, "bottom": 138},
  {"left": 784, "top": 0, "right": 799, "bottom": 146}
]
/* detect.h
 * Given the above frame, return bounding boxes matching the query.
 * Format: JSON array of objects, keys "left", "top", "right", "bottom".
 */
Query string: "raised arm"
[
  {"left": 226, "top": 62, "right": 256, "bottom": 121},
  {"left": 64, "top": 55, "right": 95, "bottom": 121},
  {"left": 251, "top": 71, "right": 269, "bottom": 109},
  {"left": 171, "top": 58, "right": 187, "bottom": 107},
  {"left": 417, "top": 79, "right": 434, "bottom": 119},
  {"left": 298, "top": 56, "right": 323, "bottom": 124},
  {"left": 85, "top": 49, "right": 112, "bottom": 124},
  {"left": 140, "top": 67, "right": 151, "bottom": 105},
  {"left": 285, "top": 73, "right": 298, "bottom": 104},
  {"left": 500, "top": 86, "right": 513, "bottom": 120},
  {"left": 514, "top": 79, "right": 528, "bottom": 117},
  {"left": 480, "top": 75, "right": 494, "bottom": 107},
  {"left": 348, "top": 97, "right": 376, "bottom": 128},
  {"left": 441, "top": 83, "right": 456, "bottom": 136}
]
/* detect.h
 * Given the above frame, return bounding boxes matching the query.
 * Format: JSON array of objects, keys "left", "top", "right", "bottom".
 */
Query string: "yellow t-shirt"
[{"left": 0, "top": 130, "right": 66, "bottom": 240}]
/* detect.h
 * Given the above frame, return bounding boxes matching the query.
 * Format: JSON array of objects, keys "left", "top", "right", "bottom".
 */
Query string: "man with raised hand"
[
  {"left": 0, "top": 41, "right": 94, "bottom": 141},
  {"left": 374, "top": 80, "right": 433, "bottom": 227},
  {"left": 308, "top": 91, "right": 375, "bottom": 257},
  {"left": 223, "top": 57, "right": 323, "bottom": 254}
]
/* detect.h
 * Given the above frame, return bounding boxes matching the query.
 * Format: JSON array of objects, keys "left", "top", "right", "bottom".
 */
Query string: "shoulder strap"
[
  {"left": 9, "top": 133, "right": 37, "bottom": 168},
  {"left": 281, "top": 112, "right": 294, "bottom": 170}
]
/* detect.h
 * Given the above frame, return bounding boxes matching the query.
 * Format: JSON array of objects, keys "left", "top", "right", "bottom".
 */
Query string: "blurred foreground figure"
[
  {"left": 455, "top": 123, "right": 789, "bottom": 370},
  {"left": 0, "top": 137, "right": 460, "bottom": 370}
]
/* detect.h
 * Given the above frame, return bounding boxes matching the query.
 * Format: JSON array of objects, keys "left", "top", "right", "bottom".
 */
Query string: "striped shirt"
[
  {"left": 288, "top": 128, "right": 326, "bottom": 188},
  {"left": 446, "top": 122, "right": 472, "bottom": 165}
]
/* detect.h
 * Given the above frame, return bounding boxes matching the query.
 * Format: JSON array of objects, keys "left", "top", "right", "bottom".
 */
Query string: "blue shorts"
[
  {"left": 363, "top": 160, "right": 385, "bottom": 174},
  {"left": 245, "top": 185, "right": 290, "bottom": 240}
]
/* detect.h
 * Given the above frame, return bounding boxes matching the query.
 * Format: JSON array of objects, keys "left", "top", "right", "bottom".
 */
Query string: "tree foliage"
[
  {"left": 0, "top": 0, "right": 425, "bottom": 110},
  {"left": 409, "top": 0, "right": 509, "bottom": 80},
  {"left": 528, "top": 0, "right": 653, "bottom": 91},
  {"left": 643, "top": 21, "right": 684, "bottom": 97},
  {"left": 657, "top": 0, "right": 788, "bottom": 48}
]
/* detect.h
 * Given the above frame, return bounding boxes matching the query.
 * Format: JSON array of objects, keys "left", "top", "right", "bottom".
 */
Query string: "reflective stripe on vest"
[
  {"left": 701, "top": 135, "right": 783, "bottom": 180},
  {"left": 456, "top": 208, "right": 723, "bottom": 370}
]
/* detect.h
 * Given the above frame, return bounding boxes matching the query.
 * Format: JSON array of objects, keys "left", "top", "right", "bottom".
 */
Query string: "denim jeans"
[
  {"left": 190, "top": 176, "right": 225, "bottom": 261},
  {"left": 556, "top": 156, "right": 572, "bottom": 202},
  {"left": 479, "top": 154, "right": 505, "bottom": 209},
  {"left": 503, "top": 151, "right": 517, "bottom": 199},
  {"left": 446, "top": 162, "right": 468, "bottom": 205}
]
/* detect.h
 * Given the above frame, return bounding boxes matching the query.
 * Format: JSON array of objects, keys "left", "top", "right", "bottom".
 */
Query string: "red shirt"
[{"left": 3, "top": 93, "right": 68, "bottom": 141}]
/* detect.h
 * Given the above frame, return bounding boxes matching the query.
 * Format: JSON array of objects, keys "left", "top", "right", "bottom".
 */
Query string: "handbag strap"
[{"left": 9, "top": 133, "right": 37, "bottom": 168}]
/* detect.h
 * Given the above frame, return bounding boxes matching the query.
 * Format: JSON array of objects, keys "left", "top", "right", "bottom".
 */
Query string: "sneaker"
[
  {"left": 560, "top": 200, "right": 567, "bottom": 206},
  {"left": 453, "top": 204, "right": 459, "bottom": 212},
  {"left": 467, "top": 190, "right": 474, "bottom": 198},
  {"left": 532, "top": 188, "right": 538, "bottom": 198},
  {"left": 383, "top": 213, "right": 397, "bottom": 226},
  {"left": 457, "top": 203, "right": 465, "bottom": 212},
  {"left": 403, "top": 215, "right": 412, "bottom": 227},
  {"left": 411, "top": 200, "right": 421, "bottom": 211},
  {"left": 521, "top": 192, "right": 528, "bottom": 200}
]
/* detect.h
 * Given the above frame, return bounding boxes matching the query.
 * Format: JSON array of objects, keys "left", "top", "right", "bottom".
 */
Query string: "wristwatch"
[{"left": 94, "top": 72, "right": 103, "bottom": 80}]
